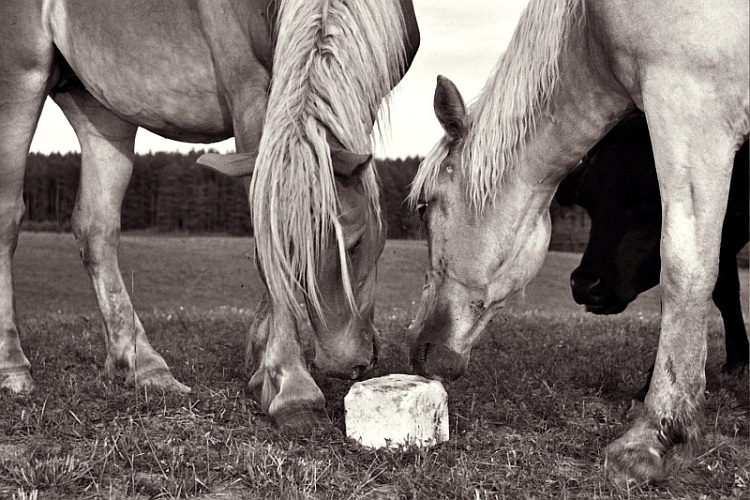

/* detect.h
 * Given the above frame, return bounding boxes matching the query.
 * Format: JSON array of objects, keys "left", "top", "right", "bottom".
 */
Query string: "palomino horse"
[
  {"left": 556, "top": 112, "right": 749, "bottom": 392},
  {"left": 0, "top": 0, "right": 419, "bottom": 431},
  {"left": 410, "top": 0, "right": 747, "bottom": 487}
]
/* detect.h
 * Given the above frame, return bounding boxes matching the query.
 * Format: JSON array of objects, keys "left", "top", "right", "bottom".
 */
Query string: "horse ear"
[
  {"left": 434, "top": 75, "right": 467, "bottom": 141},
  {"left": 196, "top": 152, "right": 257, "bottom": 177},
  {"left": 326, "top": 132, "right": 372, "bottom": 177},
  {"left": 330, "top": 147, "right": 372, "bottom": 178}
]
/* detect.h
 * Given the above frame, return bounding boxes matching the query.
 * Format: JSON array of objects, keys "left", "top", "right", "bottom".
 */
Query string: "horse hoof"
[
  {"left": 131, "top": 368, "right": 191, "bottom": 393},
  {"left": 271, "top": 404, "right": 332, "bottom": 435},
  {"left": 0, "top": 369, "right": 34, "bottom": 393},
  {"left": 605, "top": 419, "right": 668, "bottom": 490}
]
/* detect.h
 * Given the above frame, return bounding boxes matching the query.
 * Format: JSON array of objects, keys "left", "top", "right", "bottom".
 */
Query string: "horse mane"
[
  {"left": 250, "top": 0, "right": 408, "bottom": 319},
  {"left": 410, "top": 0, "right": 584, "bottom": 211}
]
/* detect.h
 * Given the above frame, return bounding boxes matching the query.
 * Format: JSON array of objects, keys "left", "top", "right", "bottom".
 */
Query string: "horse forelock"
[
  {"left": 250, "top": 0, "right": 408, "bottom": 320},
  {"left": 408, "top": 138, "right": 450, "bottom": 209},
  {"left": 415, "top": 0, "right": 584, "bottom": 214}
]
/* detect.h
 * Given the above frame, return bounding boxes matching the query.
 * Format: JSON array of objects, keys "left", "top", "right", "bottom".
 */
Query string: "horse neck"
[{"left": 513, "top": 21, "right": 634, "bottom": 192}]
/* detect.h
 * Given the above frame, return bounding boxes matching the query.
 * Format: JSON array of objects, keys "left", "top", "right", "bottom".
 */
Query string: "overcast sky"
[{"left": 29, "top": 0, "right": 529, "bottom": 159}]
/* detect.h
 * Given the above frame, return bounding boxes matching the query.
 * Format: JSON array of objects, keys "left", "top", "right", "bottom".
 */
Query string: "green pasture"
[{"left": 1, "top": 232, "right": 748, "bottom": 499}]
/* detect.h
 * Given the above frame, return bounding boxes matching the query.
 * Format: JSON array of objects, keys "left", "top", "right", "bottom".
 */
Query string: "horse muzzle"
[
  {"left": 411, "top": 340, "right": 468, "bottom": 382},
  {"left": 313, "top": 326, "right": 378, "bottom": 380}
]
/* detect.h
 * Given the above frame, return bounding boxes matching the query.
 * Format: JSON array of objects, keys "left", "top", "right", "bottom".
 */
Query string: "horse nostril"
[
  {"left": 571, "top": 270, "right": 605, "bottom": 299},
  {"left": 588, "top": 279, "right": 605, "bottom": 299},
  {"left": 411, "top": 342, "right": 432, "bottom": 374},
  {"left": 420, "top": 343, "right": 431, "bottom": 365}
]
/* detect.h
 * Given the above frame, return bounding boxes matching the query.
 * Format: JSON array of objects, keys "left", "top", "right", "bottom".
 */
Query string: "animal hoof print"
[{"left": 0, "top": 368, "right": 34, "bottom": 393}]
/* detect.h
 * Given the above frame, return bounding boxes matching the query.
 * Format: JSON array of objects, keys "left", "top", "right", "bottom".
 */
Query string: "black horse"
[{"left": 556, "top": 112, "right": 749, "bottom": 394}]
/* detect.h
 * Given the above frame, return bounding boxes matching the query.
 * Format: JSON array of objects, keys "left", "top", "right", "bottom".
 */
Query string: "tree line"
[
  {"left": 21, "top": 152, "right": 591, "bottom": 249},
  {"left": 25, "top": 151, "right": 251, "bottom": 235}
]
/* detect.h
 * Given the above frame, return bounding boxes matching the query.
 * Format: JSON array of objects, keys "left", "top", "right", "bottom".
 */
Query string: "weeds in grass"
[
  {"left": 243, "top": 439, "right": 335, "bottom": 498},
  {"left": 1, "top": 454, "right": 93, "bottom": 492}
]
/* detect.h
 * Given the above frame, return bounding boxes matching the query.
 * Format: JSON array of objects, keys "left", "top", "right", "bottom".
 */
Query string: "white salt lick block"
[{"left": 345, "top": 374, "right": 449, "bottom": 449}]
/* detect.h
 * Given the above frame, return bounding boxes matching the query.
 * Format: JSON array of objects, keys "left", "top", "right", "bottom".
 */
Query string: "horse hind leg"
[
  {"left": 0, "top": 78, "right": 51, "bottom": 392},
  {"left": 53, "top": 89, "right": 189, "bottom": 393}
]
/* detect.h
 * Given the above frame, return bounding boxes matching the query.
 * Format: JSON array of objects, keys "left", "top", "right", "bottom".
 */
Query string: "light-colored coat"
[
  {"left": 0, "top": 0, "right": 420, "bottom": 432},
  {"left": 410, "top": 0, "right": 747, "bottom": 488}
]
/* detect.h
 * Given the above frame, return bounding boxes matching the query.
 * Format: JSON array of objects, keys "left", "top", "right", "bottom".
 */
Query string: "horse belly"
[{"left": 49, "top": 0, "right": 234, "bottom": 142}]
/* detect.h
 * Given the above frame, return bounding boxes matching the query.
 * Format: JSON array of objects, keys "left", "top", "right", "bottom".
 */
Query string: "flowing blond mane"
[
  {"left": 250, "top": 0, "right": 407, "bottom": 318},
  {"left": 410, "top": 0, "right": 584, "bottom": 211}
]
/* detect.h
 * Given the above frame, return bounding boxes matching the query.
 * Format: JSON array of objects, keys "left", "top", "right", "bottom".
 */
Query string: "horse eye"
[{"left": 417, "top": 202, "right": 428, "bottom": 219}]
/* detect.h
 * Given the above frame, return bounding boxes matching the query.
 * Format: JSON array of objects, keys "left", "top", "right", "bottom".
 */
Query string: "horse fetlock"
[
  {"left": 246, "top": 365, "right": 269, "bottom": 408},
  {"left": 0, "top": 367, "right": 34, "bottom": 393},
  {"left": 104, "top": 340, "right": 141, "bottom": 375},
  {"left": 606, "top": 408, "right": 700, "bottom": 488},
  {"left": 245, "top": 339, "right": 263, "bottom": 376},
  {"left": 246, "top": 299, "right": 271, "bottom": 375},
  {"left": 104, "top": 352, "right": 131, "bottom": 379},
  {"left": 245, "top": 330, "right": 271, "bottom": 377},
  {"left": 104, "top": 342, "right": 189, "bottom": 392}
]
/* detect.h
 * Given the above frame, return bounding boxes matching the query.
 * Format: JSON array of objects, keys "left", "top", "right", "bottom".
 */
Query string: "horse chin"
[
  {"left": 411, "top": 300, "right": 503, "bottom": 381},
  {"left": 313, "top": 357, "right": 373, "bottom": 381},
  {"left": 585, "top": 302, "right": 629, "bottom": 315}
]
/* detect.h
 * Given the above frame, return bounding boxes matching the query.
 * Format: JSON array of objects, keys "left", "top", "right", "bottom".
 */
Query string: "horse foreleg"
[
  {"left": 605, "top": 88, "right": 743, "bottom": 487},
  {"left": 246, "top": 300, "right": 329, "bottom": 433},
  {"left": 54, "top": 90, "right": 189, "bottom": 393},
  {"left": 229, "top": 86, "right": 328, "bottom": 430}
]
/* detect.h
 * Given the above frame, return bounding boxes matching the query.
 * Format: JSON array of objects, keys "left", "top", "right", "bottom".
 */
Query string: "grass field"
[{"left": 1, "top": 232, "right": 748, "bottom": 499}]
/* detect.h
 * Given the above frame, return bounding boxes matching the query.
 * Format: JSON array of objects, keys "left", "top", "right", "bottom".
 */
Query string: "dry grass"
[{"left": 1, "top": 234, "right": 747, "bottom": 499}]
